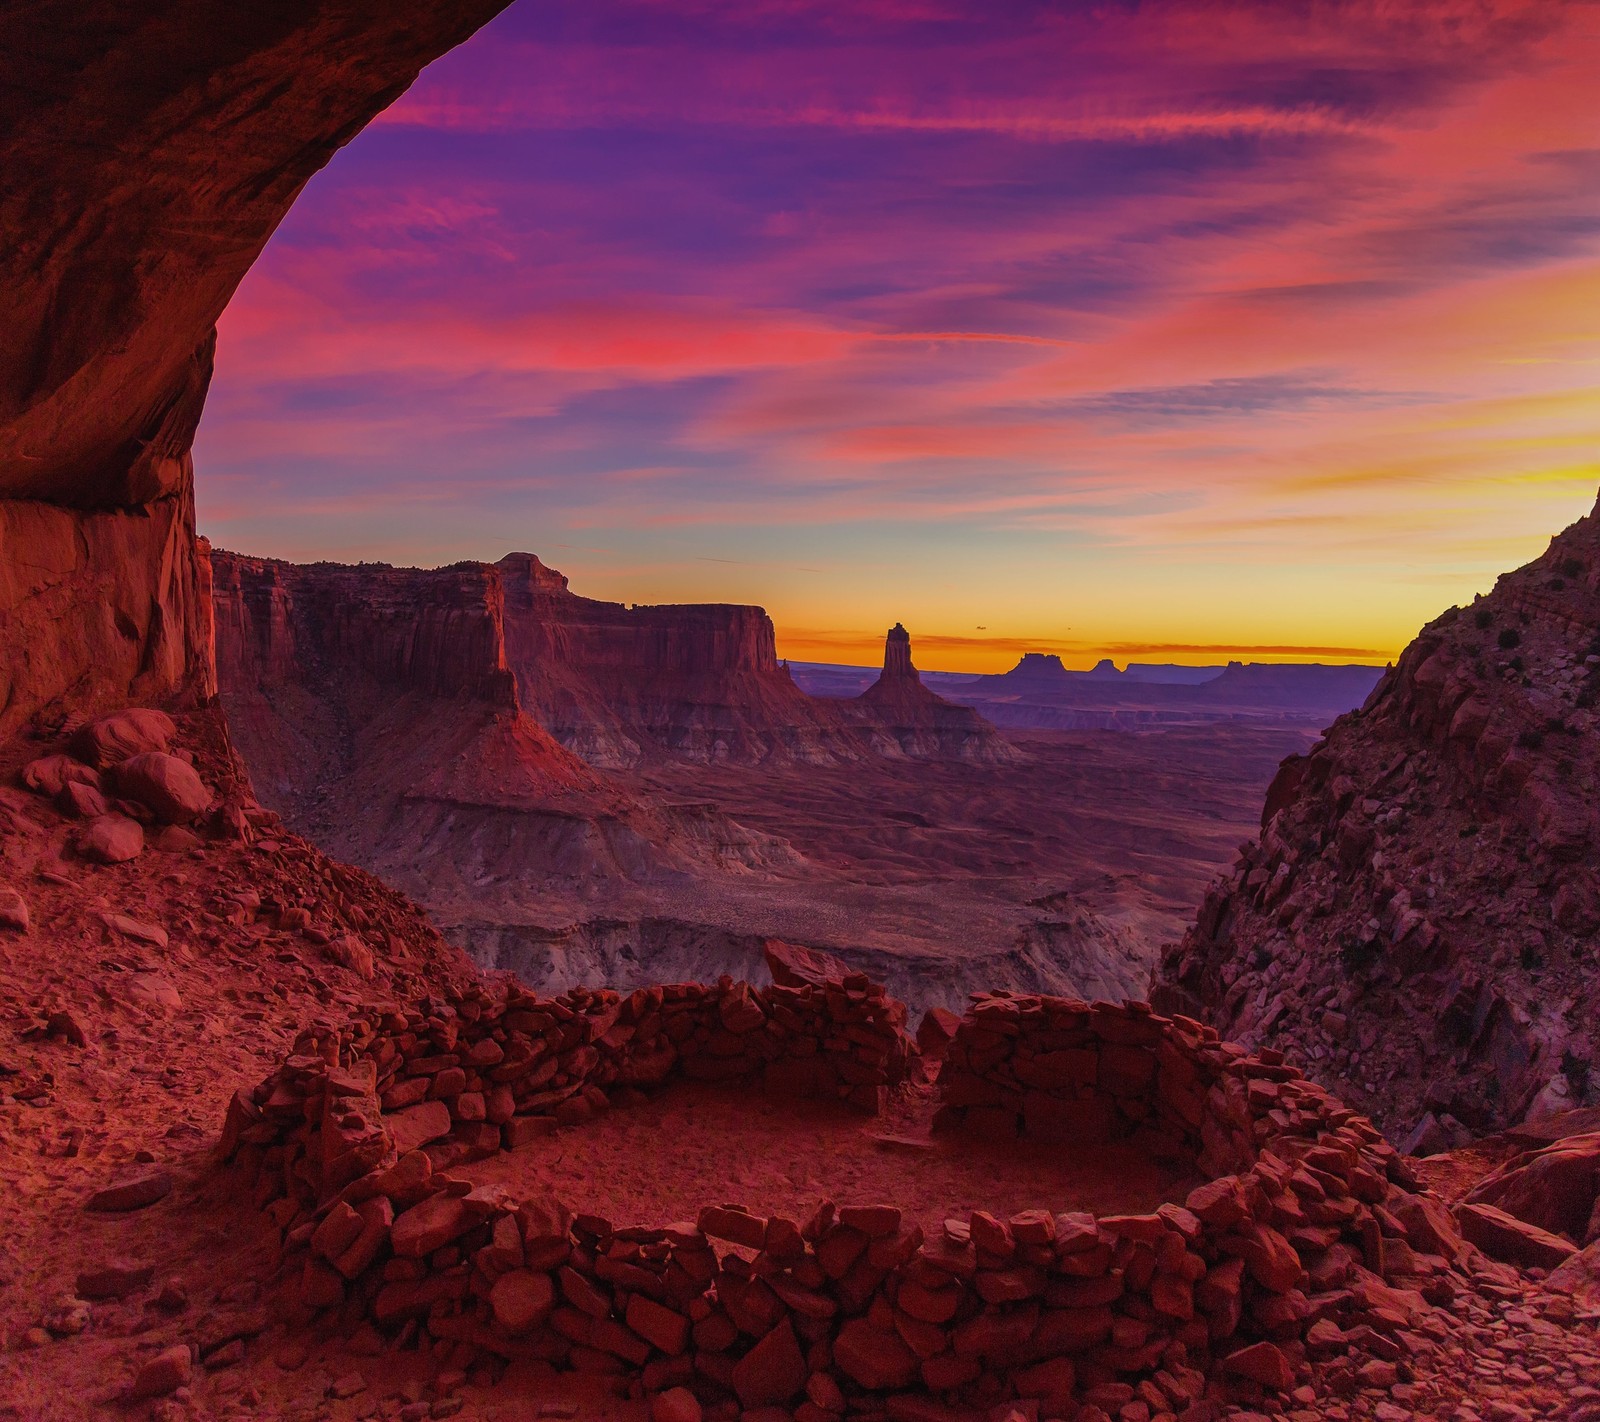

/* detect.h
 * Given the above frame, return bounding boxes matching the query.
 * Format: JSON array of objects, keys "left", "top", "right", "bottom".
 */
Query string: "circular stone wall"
[{"left": 219, "top": 979, "right": 1474, "bottom": 1420}]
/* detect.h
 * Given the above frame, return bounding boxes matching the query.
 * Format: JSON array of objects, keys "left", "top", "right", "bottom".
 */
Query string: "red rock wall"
[
  {"left": 221, "top": 985, "right": 1477, "bottom": 1418},
  {"left": 499, "top": 553, "right": 785, "bottom": 678},
  {"left": 210, "top": 550, "right": 518, "bottom": 707},
  {"left": 0, "top": 490, "right": 213, "bottom": 740},
  {"left": 495, "top": 552, "right": 845, "bottom": 764}
]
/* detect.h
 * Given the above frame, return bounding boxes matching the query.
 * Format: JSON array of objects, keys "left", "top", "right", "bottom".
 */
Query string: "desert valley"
[
  {"left": 208, "top": 545, "right": 1357, "bottom": 1017},
  {"left": 3, "top": 5, "right": 1600, "bottom": 1422}
]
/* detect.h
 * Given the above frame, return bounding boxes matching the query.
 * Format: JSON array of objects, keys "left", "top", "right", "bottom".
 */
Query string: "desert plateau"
[{"left": 3, "top": 4, "right": 1600, "bottom": 1422}]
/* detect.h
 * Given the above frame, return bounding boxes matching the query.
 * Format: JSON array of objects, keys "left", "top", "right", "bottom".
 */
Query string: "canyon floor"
[
  {"left": 437, "top": 725, "right": 1311, "bottom": 1017},
  {"left": 1, "top": 714, "right": 1598, "bottom": 1422}
]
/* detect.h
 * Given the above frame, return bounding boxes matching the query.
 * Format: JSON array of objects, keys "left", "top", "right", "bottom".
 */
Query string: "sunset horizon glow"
[{"left": 195, "top": 0, "right": 1600, "bottom": 676}]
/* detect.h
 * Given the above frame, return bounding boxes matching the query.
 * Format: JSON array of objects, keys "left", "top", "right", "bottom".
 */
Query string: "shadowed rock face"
[
  {"left": 0, "top": 1, "right": 512, "bottom": 734},
  {"left": 207, "top": 549, "right": 599, "bottom": 809},
  {"left": 1157, "top": 491, "right": 1600, "bottom": 1140}
]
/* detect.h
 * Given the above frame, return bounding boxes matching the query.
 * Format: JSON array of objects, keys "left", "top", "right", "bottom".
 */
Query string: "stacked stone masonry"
[{"left": 221, "top": 984, "right": 1485, "bottom": 1421}]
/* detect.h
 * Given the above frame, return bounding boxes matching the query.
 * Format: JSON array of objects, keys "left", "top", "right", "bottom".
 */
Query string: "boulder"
[
  {"left": 112, "top": 751, "right": 210, "bottom": 823},
  {"left": 57, "top": 780, "right": 109, "bottom": 819},
  {"left": 1400, "top": 1112, "right": 1451, "bottom": 1159},
  {"left": 1456, "top": 1201, "right": 1579, "bottom": 1270},
  {"left": 731, "top": 1319, "right": 806, "bottom": 1407},
  {"left": 489, "top": 1269, "right": 555, "bottom": 1332},
  {"left": 21, "top": 755, "right": 100, "bottom": 797},
  {"left": 103, "top": 912, "right": 168, "bottom": 947},
  {"left": 77, "top": 814, "right": 144, "bottom": 863},
  {"left": 832, "top": 1318, "right": 919, "bottom": 1390},
  {"left": 0, "top": 889, "right": 28, "bottom": 931},
  {"left": 916, "top": 1006, "right": 962, "bottom": 1058},
  {"left": 651, "top": 1388, "right": 702, "bottom": 1422},
  {"left": 1545, "top": 1239, "right": 1600, "bottom": 1307},
  {"left": 71, "top": 710, "right": 176, "bottom": 769},
  {"left": 86, "top": 1169, "right": 174, "bottom": 1213},
  {"left": 325, "top": 933, "right": 376, "bottom": 979},
  {"left": 764, "top": 937, "right": 855, "bottom": 989},
  {"left": 388, "top": 1100, "right": 452, "bottom": 1155},
  {"left": 1222, "top": 1341, "right": 1295, "bottom": 1391},
  {"left": 391, "top": 1193, "right": 473, "bottom": 1257},
  {"left": 1465, "top": 1132, "right": 1600, "bottom": 1245},
  {"left": 125, "top": 974, "right": 182, "bottom": 1011},
  {"left": 129, "top": 1344, "right": 191, "bottom": 1400}
]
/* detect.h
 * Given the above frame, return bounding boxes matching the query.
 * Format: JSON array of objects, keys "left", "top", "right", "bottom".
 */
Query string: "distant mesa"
[{"left": 999, "top": 652, "right": 1072, "bottom": 683}]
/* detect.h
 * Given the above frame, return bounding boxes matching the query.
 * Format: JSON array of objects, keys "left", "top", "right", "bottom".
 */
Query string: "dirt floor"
[{"left": 461, "top": 1081, "right": 1194, "bottom": 1236}]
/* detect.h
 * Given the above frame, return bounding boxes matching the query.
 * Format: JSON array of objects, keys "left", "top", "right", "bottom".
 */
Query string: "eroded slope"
[{"left": 1160, "top": 493, "right": 1600, "bottom": 1142}]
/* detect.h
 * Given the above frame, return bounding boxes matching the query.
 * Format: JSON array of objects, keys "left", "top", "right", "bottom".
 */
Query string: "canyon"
[
  {"left": 2, "top": 6, "right": 1600, "bottom": 1421},
  {"left": 208, "top": 546, "right": 1288, "bottom": 1017}
]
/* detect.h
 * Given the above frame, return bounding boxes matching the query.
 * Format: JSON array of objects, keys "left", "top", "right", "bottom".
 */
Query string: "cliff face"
[
  {"left": 208, "top": 549, "right": 599, "bottom": 816},
  {"left": 1158, "top": 492, "right": 1600, "bottom": 1143},
  {"left": 848, "top": 625, "right": 1017, "bottom": 763},
  {"left": 0, "top": 1, "right": 511, "bottom": 735},
  {"left": 208, "top": 548, "right": 796, "bottom": 894},
  {"left": 496, "top": 553, "right": 848, "bottom": 766}
]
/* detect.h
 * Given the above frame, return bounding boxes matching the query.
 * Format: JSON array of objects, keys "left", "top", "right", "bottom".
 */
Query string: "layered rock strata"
[
  {"left": 496, "top": 553, "right": 857, "bottom": 766},
  {"left": 1159, "top": 493, "right": 1600, "bottom": 1140}
]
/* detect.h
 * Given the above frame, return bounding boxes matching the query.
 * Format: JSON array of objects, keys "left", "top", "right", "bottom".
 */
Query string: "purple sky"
[{"left": 196, "top": 0, "right": 1600, "bottom": 669}]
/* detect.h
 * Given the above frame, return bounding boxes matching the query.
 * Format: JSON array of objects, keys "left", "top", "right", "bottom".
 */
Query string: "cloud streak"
[{"left": 196, "top": 0, "right": 1600, "bottom": 672}]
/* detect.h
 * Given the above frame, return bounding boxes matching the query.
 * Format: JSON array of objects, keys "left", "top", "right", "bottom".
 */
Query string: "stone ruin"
[{"left": 216, "top": 962, "right": 1487, "bottom": 1421}]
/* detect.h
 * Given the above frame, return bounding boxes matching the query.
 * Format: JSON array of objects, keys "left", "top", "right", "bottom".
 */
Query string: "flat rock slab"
[
  {"left": 1456, "top": 1201, "right": 1578, "bottom": 1271},
  {"left": 86, "top": 1169, "right": 174, "bottom": 1213}
]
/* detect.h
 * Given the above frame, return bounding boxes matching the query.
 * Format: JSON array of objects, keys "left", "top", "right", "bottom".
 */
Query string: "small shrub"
[
  {"left": 1561, "top": 556, "right": 1583, "bottom": 578},
  {"left": 1498, "top": 627, "right": 1521, "bottom": 650},
  {"left": 1474, "top": 608, "right": 1494, "bottom": 630},
  {"left": 1517, "top": 729, "right": 1545, "bottom": 751}
]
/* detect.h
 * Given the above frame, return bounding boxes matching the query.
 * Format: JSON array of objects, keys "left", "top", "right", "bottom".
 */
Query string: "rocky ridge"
[{"left": 1159, "top": 492, "right": 1600, "bottom": 1143}]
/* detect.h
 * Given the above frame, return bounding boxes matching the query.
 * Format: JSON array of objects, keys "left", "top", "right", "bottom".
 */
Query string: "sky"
[{"left": 195, "top": 0, "right": 1600, "bottom": 672}]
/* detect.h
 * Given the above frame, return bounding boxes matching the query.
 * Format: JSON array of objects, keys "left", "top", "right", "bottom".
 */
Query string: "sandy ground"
[{"left": 462, "top": 1080, "right": 1192, "bottom": 1236}]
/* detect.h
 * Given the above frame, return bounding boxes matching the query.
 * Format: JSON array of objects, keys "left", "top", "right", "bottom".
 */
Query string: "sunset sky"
[{"left": 195, "top": 0, "right": 1600, "bottom": 672}]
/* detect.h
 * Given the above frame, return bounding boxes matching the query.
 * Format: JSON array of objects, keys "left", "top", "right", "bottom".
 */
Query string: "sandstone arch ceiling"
[{"left": 0, "top": 1, "right": 515, "bottom": 735}]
